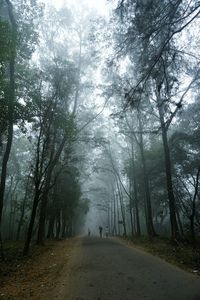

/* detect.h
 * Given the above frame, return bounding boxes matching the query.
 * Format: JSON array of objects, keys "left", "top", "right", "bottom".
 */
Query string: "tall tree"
[
  {"left": 0, "top": 0, "right": 16, "bottom": 257},
  {"left": 112, "top": 0, "right": 200, "bottom": 241}
]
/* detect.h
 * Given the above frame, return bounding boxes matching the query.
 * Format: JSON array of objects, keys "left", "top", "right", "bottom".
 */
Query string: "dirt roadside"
[{"left": 0, "top": 238, "right": 79, "bottom": 300}]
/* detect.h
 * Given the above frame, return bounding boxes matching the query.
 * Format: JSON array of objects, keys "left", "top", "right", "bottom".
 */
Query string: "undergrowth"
[{"left": 123, "top": 235, "right": 200, "bottom": 274}]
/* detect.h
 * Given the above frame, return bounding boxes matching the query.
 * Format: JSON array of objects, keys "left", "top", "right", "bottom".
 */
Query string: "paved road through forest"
[{"left": 53, "top": 237, "right": 200, "bottom": 300}]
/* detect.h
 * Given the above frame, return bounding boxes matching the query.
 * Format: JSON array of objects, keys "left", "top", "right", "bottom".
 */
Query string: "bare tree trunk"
[
  {"left": 11, "top": 199, "right": 17, "bottom": 239},
  {"left": 47, "top": 215, "right": 55, "bottom": 239},
  {"left": 117, "top": 193, "right": 121, "bottom": 235},
  {"left": 23, "top": 126, "right": 44, "bottom": 254},
  {"left": 72, "top": 30, "right": 82, "bottom": 116},
  {"left": 37, "top": 132, "right": 68, "bottom": 245},
  {"left": 0, "top": 0, "right": 16, "bottom": 259},
  {"left": 190, "top": 167, "right": 200, "bottom": 244},
  {"left": 116, "top": 178, "right": 127, "bottom": 236},
  {"left": 129, "top": 174, "right": 135, "bottom": 236},
  {"left": 2, "top": 175, "right": 13, "bottom": 218},
  {"left": 8, "top": 180, "right": 19, "bottom": 239},
  {"left": 138, "top": 111, "right": 156, "bottom": 239},
  {"left": 23, "top": 189, "right": 40, "bottom": 256},
  {"left": 134, "top": 178, "right": 141, "bottom": 236},
  {"left": 107, "top": 202, "right": 110, "bottom": 234},
  {"left": 113, "top": 189, "right": 117, "bottom": 235},
  {"left": 16, "top": 176, "right": 30, "bottom": 240},
  {"left": 62, "top": 217, "right": 66, "bottom": 238},
  {"left": 37, "top": 191, "right": 48, "bottom": 244},
  {"left": 131, "top": 144, "right": 141, "bottom": 236},
  {"left": 56, "top": 211, "right": 61, "bottom": 239},
  {"left": 157, "top": 92, "right": 179, "bottom": 241},
  {"left": 176, "top": 209, "right": 184, "bottom": 237}
]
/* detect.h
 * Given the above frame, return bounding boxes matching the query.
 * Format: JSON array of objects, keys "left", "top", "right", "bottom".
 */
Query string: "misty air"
[{"left": 0, "top": 0, "right": 200, "bottom": 299}]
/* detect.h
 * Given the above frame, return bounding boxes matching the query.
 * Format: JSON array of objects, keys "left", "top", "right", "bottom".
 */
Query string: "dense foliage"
[{"left": 0, "top": 0, "right": 200, "bottom": 258}]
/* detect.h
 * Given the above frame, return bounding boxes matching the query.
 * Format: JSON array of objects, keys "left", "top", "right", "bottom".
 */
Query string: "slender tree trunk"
[
  {"left": 138, "top": 111, "right": 156, "bottom": 238},
  {"left": 16, "top": 198, "right": 26, "bottom": 240},
  {"left": 37, "top": 134, "right": 67, "bottom": 245},
  {"left": 176, "top": 209, "right": 184, "bottom": 237},
  {"left": 190, "top": 167, "right": 200, "bottom": 244},
  {"left": 9, "top": 205, "right": 13, "bottom": 239},
  {"left": 23, "top": 189, "right": 40, "bottom": 256},
  {"left": 116, "top": 178, "right": 127, "bottom": 236},
  {"left": 110, "top": 194, "right": 113, "bottom": 235},
  {"left": 16, "top": 176, "right": 30, "bottom": 240},
  {"left": 56, "top": 211, "right": 61, "bottom": 239},
  {"left": 69, "top": 218, "right": 73, "bottom": 237},
  {"left": 113, "top": 189, "right": 117, "bottom": 235},
  {"left": 157, "top": 93, "right": 179, "bottom": 241},
  {"left": 134, "top": 178, "right": 141, "bottom": 236},
  {"left": 8, "top": 180, "right": 19, "bottom": 239},
  {"left": 120, "top": 185, "right": 127, "bottom": 236},
  {"left": 23, "top": 124, "right": 44, "bottom": 254},
  {"left": 2, "top": 175, "right": 13, "bottom": 217},
  {"left": 129, "top": 175, "right": 135, "bottom": 236},
  {"left": 117, "top": 193, "right": 120, "bottom": 235},
  {"left": 62, "top": 217, "right": 66, "bottom": 238},
  {"left": 37, "top": 191, "right": 48, "bottom": 244},
  {"left": 72, "top": 30, "right": 82, "bottom": 116},
  {"left": 131, "top": 144, "right": 141, "bottom": 236},
  {"left": 107, "top": 203, "right": 110, "bottom": 234},
  {"left": 0, "top": 0, "right": 16, "bottom": 258},
  {"left": 47, "top": 215, "right": 55, "bottom": 239},
  {"left": 11, "top": 199, "right": 17, "bottom": 239}
]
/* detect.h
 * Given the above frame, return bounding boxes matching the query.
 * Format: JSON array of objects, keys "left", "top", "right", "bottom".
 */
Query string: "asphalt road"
[{"left": 60, "top": 237, "right": 200, "bottom": 300}]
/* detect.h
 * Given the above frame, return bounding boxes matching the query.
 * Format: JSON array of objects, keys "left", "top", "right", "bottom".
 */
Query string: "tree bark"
[
  {"left": 131, "top": 142, "right": 141, "bottom": 236},
  {"left": 138, "top": 111, "right": 156, "bottom": 238},
  {"left": 129, "top": 179, "right": 135, "bottom": 236},
  {"left": 116, "top": 177, "right": 127, "bottom": 236},
  {"left": 37, "top": 134, "right": 67, "bottom": 245},
  {"left": 0, "top": 0, "right": 16, "bottom": 255},
  {"left": 23, "top": 189, "right": 40, "bottom": 255},
  {"left": 113, "top": 189, "right": 117, "bottom": 235},
  {"left": 56, "top": 211, "right": 61, "bottom": 239},
  {"left": 157, "top": 92, "right": 179, "bottom": 241},
  {"left": 190, "top": 167, "right": 200, "bottom": 244},
  {"left": 16, "top": 176, "right": 30, "bottom": 240},
  {"left": 47, "top": 214, "right": 55, "bottom": 239},
  {"left": 61, "top": 218, "right": 67, "bottom": 238}
]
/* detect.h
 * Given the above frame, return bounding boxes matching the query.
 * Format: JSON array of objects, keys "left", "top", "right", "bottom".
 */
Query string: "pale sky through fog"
[{"left": 46, "top": 0, "right": 109, "bottom": 15}]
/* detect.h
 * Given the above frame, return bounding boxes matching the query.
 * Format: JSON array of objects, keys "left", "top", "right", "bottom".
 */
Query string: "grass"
[
  {"left": 0, "top": 240, "right": 56, "bottom": 279},
  {"left": 0, "top": 239, "right": 74, "bottom": 299},
  {"left": 122, "top": 235, "right": 200, "bottom": 275}
]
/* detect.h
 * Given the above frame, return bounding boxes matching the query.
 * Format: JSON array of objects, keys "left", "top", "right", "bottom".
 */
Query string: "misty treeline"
[
  {"left": 0, "top": 0, "right": 200, "bottom": 258},
  {"left": 0, "top": 0, "right": 96, "bottom": 256},
  {"left": 96, "top": 0, "right": 200, "bottom": 244}
]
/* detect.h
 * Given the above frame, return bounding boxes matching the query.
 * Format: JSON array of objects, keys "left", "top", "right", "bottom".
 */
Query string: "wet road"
[{"left": 60, "top": 237, "right": 200, "bottom": 300}]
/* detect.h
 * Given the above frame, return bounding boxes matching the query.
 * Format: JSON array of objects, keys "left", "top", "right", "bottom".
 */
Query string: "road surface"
[{"left": 53, "top": 237, "right": 200, "bottom": 300}]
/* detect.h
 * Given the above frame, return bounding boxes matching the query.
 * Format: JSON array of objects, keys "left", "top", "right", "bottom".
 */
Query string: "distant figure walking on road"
[
  {"left": 99, "top": 226, "right": 103, "bottom": 238},
  {"left": 88, "top": 229, "right": 91, "bottom": 236}
]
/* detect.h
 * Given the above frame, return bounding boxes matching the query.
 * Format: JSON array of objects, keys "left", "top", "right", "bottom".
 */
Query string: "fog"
[
  {"left": 1, "top": 2, "right": 200, "bottom": 299},
  {"left": 0, "top": 0, "right": 200, "bottom": 253}
]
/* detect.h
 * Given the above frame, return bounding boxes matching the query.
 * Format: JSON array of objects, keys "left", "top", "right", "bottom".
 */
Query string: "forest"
[{"left": 0, "top": 0, "right": 200, "bottom": 263}]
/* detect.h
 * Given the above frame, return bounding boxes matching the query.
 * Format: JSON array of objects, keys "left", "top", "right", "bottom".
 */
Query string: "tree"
[
  {"left": 23, "top": 58, "right": 77, "bottom": 253},
  {"left": 0, "top": 0, "right": 42, "bottom": 258},
  {"left": 112, "top": 0, "right": 200, "bottom": 241},
  {"left": 0, "top": 0, "right": 16, "bottom": 257}
]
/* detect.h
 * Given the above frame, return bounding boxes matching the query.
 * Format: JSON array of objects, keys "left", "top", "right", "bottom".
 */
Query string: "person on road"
[
  {"left": 88, "top": 229, "right": 91, "bottom": 236},
  {"left": 99, "top": 226, "right": 103, "bottom": 238}
]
